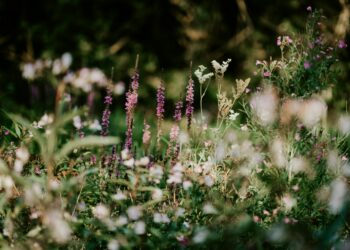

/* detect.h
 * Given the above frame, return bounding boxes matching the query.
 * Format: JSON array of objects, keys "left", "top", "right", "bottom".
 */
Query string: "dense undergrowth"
[{"left": 0, "top": 8, "right": 349, "bottom": 250}]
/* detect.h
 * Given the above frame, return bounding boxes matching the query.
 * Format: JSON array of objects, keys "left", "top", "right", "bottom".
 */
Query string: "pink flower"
[
  {"left": 306, "top": 6, "right": 312, "bottom": 12},
  {"left": 156, "top": 82, "right": 165, "bottom": 119},
  {"left": 338, "top": 40, "right": 348, "bottom": 49},
  {"left": 303, "top": 61, "right": 311, "bottom": 69},
  {"left": 173, "top": 101, "right": 183, "bottom": 122},
  {"left": 263, "top": 71, "right": 271, "bottom": 77},
  {"left": 142, "top": 121, "right": 151, "bottom": 145}
]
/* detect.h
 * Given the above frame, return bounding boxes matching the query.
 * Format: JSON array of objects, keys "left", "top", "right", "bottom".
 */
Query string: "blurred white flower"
[
  {"left": 33, "top": 113, "right": 54, "bottom": 128},
  {"left": 298, "top": 99, "right": 327, "bottom": 128},
  {"left": 89, "top": 119, "right": 102, "bottom": 131},
  {"left": 43, "top": 209, "right": 72, "bottom": 244},
  {"left": 215, "top": 141, "right": 226, "bottom": 162},
  {"left": 175, "top": 207, "right": 186, "bottom": 218},
  {"left": 135, "top": 157, "right": 150, "bottom": 167},
  {"left": 134, "top": 221, "right": 146, "bottom": 235},
  {"left": 73, "top": 116, "right": 83, "bottom": 129},
  {"left": 183, "top": 180, "right": 193, "bottom": 190},
  {"left": 250, "top": 87, "right": 279, "bottom": 126},
  {"left": 113, "top": 82, "right": 125, "bottom": 95},
  {"left": 281, "top": 194, "right": 296, "bottom": 210},
  {"left": 115, "top": 216, "right": 128, "bottom": 226},
  {"left": 123, "top": 158, "right": 135, "bottom": 168},
  {"left": 149, "top": 165, "right": 163, "bottom": 184},
  {"left": 193, "top": 228, "right": 209, "bottom": 244},
  {"left": 329, "top": 178, "right": 348, "bottom": 214},
  {"left": 107, "top": 240, "right": 120, "bottom": 250},
  {"left": 127, "top": 206, "right": 142, "bottom": 221},
  {"left": 152, "top": 188, "right": 163, "bottom": 200},
  {"left": 22, "top": 63, "right": 36, "bottom": 80},
  {"left": 52, "top": 59, "right": 63, "bottom": 75},
  {"left": 270, "top": 138, "right": 287, "bottom": 168},
  {"left": 61, "top": 52, "right": 73, "bottom": 70},
  {"left": 203, "top": 203, "right": 217, "bottom": 214},
  {"left": 338, "top": 115, "right": 350, "bottom": 135},
  {"left": 112, "top": 190, "right": 127, "bottom": 201},
  {"left": 153, "top": 213, "right": 170, "bottom": 223},
  {"left": 92, "top": 204, "right": 110, "bottom": 220},
  {"left": 204, "top": 175, "right": 214, "bottom": 187}
]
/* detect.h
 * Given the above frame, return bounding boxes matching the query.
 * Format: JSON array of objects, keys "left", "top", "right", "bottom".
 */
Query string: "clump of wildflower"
[
  {"left": 185, "top": 76, "right": 194, "bottom": 130},
  {"left": 276, "top": 36, "right": 293, "bottom": 47}
]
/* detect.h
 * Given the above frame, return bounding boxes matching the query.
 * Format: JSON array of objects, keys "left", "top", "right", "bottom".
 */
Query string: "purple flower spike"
[
  {"left": 174, "top": 101, "right": 183, "bottom": 122},
  {"left": 156, "top": 82, "right": 165, "bottom": 119},
  {"left": 185, "top": 77, "right": 194, "bottom": 130},
  {"left": 100, "top": 90, "right": 112, "bottom": 136}
]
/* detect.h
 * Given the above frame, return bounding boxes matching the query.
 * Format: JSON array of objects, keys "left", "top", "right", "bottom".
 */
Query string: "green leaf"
[{"left": 55, "top": 136, "right": 119, "bottom": 162}]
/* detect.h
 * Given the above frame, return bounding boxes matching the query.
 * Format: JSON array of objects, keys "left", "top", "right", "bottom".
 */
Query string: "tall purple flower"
[
  {"left": 156, "top": 82, "right": 165, "bottom": 150},
  {"left": 185, "top": 77, "right": 194, "bottom": 130},
  {"left": 174, "top": 101, "right": 183, "bottom": 122},
  {"left": 156, "top": 82, "right": 165, "bottom": 119},
  {"left": 101, "top": 90, "right": 112, "bottom": 136},
  {"left": 124, "top": 70, "right": 140, "bottom": 150}
]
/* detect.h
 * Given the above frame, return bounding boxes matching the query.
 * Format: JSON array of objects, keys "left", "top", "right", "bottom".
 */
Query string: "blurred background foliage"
[{"left": 0, "top": 0, "right": 349, "bottom": 116}]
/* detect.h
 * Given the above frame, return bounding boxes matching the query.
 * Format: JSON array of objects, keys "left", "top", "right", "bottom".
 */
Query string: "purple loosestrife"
[
  {"left": 156, "top": 82, "right": 165, "bottom": 150},
  {"left": 124, "top": 71, "right": 140, "bottom": 150},
  {"left": 185, "top": 76, "right": 194, "bottom": 130},
  {"left": 167, "top": 100, "right": 183, "bottom": 158},
  {"left": 100, "top": 90, "right": 112, "bottom": 136}
]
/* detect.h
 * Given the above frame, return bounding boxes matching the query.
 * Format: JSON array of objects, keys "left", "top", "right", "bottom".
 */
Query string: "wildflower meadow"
[{"left": 0, "top": 5, "right": 350, "bottom": 250}]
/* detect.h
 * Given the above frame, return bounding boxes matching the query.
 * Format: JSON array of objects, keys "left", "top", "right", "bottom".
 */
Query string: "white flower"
[
  {"left": 338, "top": 115, "right": 350, "bottom": 135},
  {"left": 329, "top": 178, "right": 348, "bottom": 214},
  {"left": 121, "top": 149, "right": 129, "bottom": 160},
  {"left": 127, "top": 206, "right": 142, "bottom": 221},
  {"left": 89, "top": 119, "right": 102, "bottom": 131},
  {"left": 107, "top": 240, "right": 120, "bottom": 250},
  {"left": 281, "top": 194, "right": 296, "bottom": 210},
  {"left": 204, "top": 175, "right": 214, "bottom": 187},
  {"left": 61, "top": 53, "right": 73, "bottom": 70},
  {"left": 134, "top": 221, "right": 146, "bottom": 235},
  {"left": 149, "top": 165, "right": 164, "bottom": 183},
  {"left": 135, "top": 157, "right": 150, "bottom": 167},
  {"left": 228, "top": 110, "right": 239, "bottom": 121},
  {"left": 183, "top": 180, "right": 193, "bottom": 190},
  {"left": 153, "top": 213, "right": 170, "bottom": 223},
  {"left": 211, "top": 59, "right": 231, "bottom": 75},
  {"left": 175, "top": 207, "right": 186, "bottom": 218},
  {"left": 113, "top": 82, "right": 125, "bottom": 95},
  {"left": 22, "top": 63, "right": 36, "bottom": 80},
  {"left": 73, "top": 116, "right": 83, "bottom": 129},
  {"left": 152, "top": 188, "right": 163, "bottom": 200},
  {"left": 123, "top": 158, "right": 135, "bottom": 168},
  {"left": 250, "top": 87, "right": 279, "bottom": 126},
  {"left": 52, "top": 59, "right": 63, "bottom": 75},
  {"left": 203, "top": 203, "right": 218, "bottom": 214},
  {"left": 193, "top": 229, "right": 209, "bottom": 244},
  {"left": 43, "top": 209, "right": 72, "bottom": 243},
  {"left": 298, "top": 99, "right": 327, "bottom": 128},
  {"left": 115, "top": 216, "right": 128, "bottom": 226},
  {"left": 92, "top": 204, "right": 110, "bottom": 220},
  {"left": 112, "top": 190, "right": 127, "bottom": 201},
  {"left": 34, "top": 113, "right": 54, "bottom": 128},
  {"left": 194, "top": 65, "right": 214, "bottom": 84}
]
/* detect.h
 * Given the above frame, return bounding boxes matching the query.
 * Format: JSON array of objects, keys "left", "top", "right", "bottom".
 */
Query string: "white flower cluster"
[
  {"left": 32, "top": 113, "right": 54, "bottom": 129},
  {"left": 63, "top": 68, "right": 108, "bottom": 92},
  {"left": 194, "top": 65, "right": 214, "bottom": 84},
  {"left": 167, "top": 163, "right": 184, "bottom": 184},
  {"left": 211, "top": 58, "right": 231, "bottom": 76},
  {"left": 21, "top": 53, "right": 72, "bottom": 80}
]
